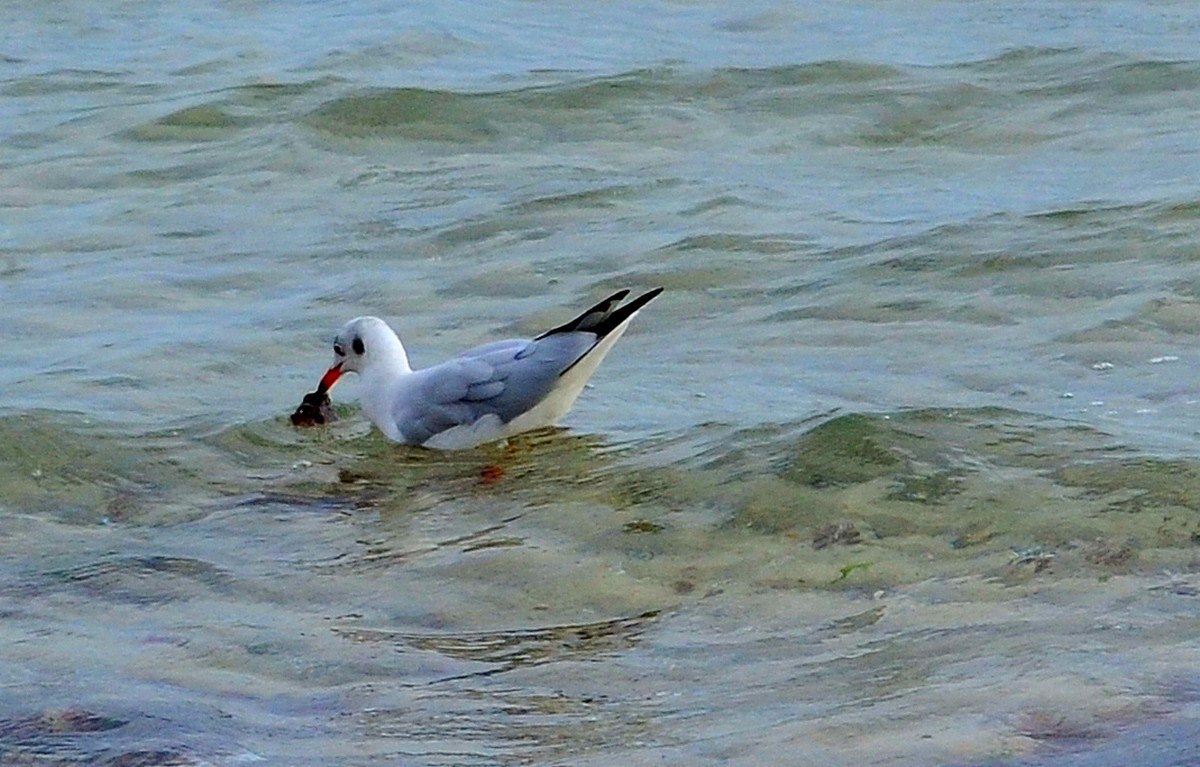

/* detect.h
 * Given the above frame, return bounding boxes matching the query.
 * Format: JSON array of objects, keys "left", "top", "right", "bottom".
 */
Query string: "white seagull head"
[{"left": 318, "top": 316, "right": 411, "bottom": 393}]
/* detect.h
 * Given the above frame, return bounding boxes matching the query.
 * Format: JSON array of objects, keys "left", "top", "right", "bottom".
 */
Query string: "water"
[{"left": 4, "top": 1, "right": 1200, "bottom": 764}]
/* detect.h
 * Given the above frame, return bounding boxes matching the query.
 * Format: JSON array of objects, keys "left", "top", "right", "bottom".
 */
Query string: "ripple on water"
[
  {"left": 8, "top": 404, "right": 1200, "bottom": 763},
  {"left": 0, "top": 705, "right": 225, "bottom": 766},
  {"left": 355, "top": 686, "right": 661, "bottom": 767},
  {"left": 335, "top": 610, "right": 660, "bottom": 677},
  {"left": 8, "top": 1, "right": 1200, "bottom": 762},
  {"left": 0, "top": 412, "right": 170, "bottom": 524},
  {"left": 297, "top": 61, "right": 923, "bottom": 146},
  {"left": 26, "top": 555, "right": 233, "bottom": 605}
]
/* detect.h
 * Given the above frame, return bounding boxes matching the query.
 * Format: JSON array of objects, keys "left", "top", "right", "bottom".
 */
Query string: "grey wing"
[{"left": 393, "top": 333, "right": 597, "bottom": 444}]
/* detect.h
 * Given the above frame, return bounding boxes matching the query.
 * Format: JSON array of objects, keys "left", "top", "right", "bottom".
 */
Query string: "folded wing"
[
  {"left": 393, "top": 334, "right": 594, "bottom": 445},
  {"left": 393, "top": 288, "right": 663, "bottom": 446}
]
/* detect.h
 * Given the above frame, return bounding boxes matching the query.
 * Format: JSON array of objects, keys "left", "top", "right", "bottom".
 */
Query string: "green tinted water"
[{"left": 4, "top": 1, "right": 1200, "bottom": 764}]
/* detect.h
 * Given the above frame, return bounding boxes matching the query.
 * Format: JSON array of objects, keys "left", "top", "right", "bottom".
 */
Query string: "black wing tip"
[
  {"left": 619, "top": 286, "right": 664, "bottom": 317},
  {"left": 623, "top": 286, "right": 664, "bottom": 307},
  {"left": 536, "top": 286, "right": 663, "bottom": 341},
  {"left": 604, "top": 286, "right": 662, "bottom": 330},
  {"left": 552, "top": 287, "right": 663, "bottom": 377}
]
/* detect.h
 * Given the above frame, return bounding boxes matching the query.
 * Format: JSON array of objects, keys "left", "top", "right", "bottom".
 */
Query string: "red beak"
[{"left": 317, "top": 362, "right": 344, "bottom": 394}]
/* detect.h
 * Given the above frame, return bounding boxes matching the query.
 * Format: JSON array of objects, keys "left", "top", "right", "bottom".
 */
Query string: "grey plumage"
[{"left": 392, "top": 288, "right": 662, "bottom": 445}]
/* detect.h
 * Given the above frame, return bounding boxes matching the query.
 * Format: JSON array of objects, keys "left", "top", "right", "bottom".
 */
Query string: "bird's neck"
[
  {"left": 357, "top": 341, "right": 411, "bottom": 438},
  {"left": 371, "top": 346, "right": 412, "bottom": 378}
]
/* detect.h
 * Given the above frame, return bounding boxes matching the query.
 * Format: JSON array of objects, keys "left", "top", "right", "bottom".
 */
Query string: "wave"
[{"left": 102, "top": 49, "right": 1200, "bottom": 153}]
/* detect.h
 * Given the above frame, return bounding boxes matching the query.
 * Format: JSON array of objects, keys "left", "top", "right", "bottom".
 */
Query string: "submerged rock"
[{"left": 812, "top": 520, "right": 863, "bottom": 550}]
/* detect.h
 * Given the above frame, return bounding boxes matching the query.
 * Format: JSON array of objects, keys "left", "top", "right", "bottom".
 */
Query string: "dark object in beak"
[{"left": 290, "top": 390, "right": 337, "bottom": 427}]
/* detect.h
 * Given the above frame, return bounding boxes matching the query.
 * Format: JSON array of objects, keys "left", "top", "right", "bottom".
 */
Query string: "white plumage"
[{"left": 311, "top": 288, "right": 662, "bottom": 449}]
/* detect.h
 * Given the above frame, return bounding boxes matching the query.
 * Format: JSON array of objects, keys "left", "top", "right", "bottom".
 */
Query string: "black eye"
[
  {"left": 333, "top": 344, "right": 344, "bottom": 356},
  {"left": 352, "top": 337, "right": 365, "bottom": 355}
]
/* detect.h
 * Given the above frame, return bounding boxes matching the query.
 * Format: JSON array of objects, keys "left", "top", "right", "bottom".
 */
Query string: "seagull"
[{"left": 310, "top": 287, "right": 663, "bottom": 449}]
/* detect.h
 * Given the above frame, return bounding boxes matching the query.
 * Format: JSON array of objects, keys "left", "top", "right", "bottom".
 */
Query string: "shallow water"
[{"left": 5, "top": 1, "right": 1200, "bottom": 765}]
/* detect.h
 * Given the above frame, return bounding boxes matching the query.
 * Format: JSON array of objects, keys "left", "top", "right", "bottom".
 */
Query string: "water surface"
[{"left": 4, "top": 1, "right": 1200, "bottom": 765}]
